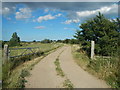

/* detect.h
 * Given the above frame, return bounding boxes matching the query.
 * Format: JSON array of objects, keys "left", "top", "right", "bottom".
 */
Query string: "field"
[
  {"left": 3, "top": 42, "right": 63, "bottom": 88},
  {"left": 9, "top": 42, "right": 63, "bottom": 57}
]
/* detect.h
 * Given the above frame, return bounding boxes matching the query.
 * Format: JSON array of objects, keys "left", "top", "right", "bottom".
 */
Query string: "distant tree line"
[
  {"left": 74, "top": 12, "right": 120, "bottom": 56},
  {"left": 56, "top": 39, "right": 79, "bottom": 44},
  {"left": 39, "top": 39, "right": 79, "bottom": 44}
]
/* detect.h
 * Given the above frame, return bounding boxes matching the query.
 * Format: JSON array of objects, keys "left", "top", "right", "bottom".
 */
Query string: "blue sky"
[{"left": 1, "top": 2, "right": 119, "bottom": 41}]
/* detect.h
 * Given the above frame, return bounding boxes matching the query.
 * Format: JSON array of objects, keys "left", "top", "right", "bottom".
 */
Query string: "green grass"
[
  {"left": 3, "top": 43, "right": 63, "bottom": 88},
  {"left": 72, "top": 45, "right": 89, "bottom": 70},
  {"left": 72, "top": 44, "right": 120, "bottom": 88},
  {"left": 10, "top": 43, "right": 63, "bottom": 57},
  {"left": 54, "top": 58, "right": 65, "bottom": 77},
  {"left": 87, "top": 56, "right": 119, "bottom": 88},
  {"left": 63, "top": 79, "right": 74, "bottom": 89},
  {"left": 0, "top": 49, "right": 2, "bottom": 80}
]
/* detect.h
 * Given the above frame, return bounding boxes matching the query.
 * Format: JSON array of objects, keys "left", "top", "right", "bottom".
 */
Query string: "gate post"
[
  {"left": 3, "top": 44, "right": 9, "bottom": 64},
  {"left": 91, "top": 41, "right": 95, "bottom": 59}
]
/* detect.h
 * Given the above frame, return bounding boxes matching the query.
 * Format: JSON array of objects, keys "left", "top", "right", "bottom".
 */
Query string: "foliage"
[
  {"left": 56, "top": 39, "right": 79, "bottom": 44},
  {"left": 9, "top": 32, "right": 21, "bottom": 46},
  {"left": 63, "top": 79, "right": 74, "bottom": 89},
  {"left": 54, "top": 58, "right": 65, "bottom": 77},
  {"left": 41, "top": 39, "right": 53, "bottom": 43},
  {"left": 3, "top": 43, "right": 63, "bottom": 88},
  {"left": 2, "top": 52, "right": 42, "bottom": 88},
  {"left": 72, "top": 45, "right": 120, "bottom": 88},
  {"left": 74, "top": 12, "right": 120, "bottom": 56},
  {"left": 33, "top": 40, "right": 36, "bottom": 42}
]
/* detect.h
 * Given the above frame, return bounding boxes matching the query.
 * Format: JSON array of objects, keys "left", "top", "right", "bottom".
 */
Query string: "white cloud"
[
  {"left": 37, "top": 14, "right": 55, "bottom": 22},
  {"left": 64, "top": 20, "right": 72, "bottom": 24},
  {"left": 37, "top": 13, "right": 62, "bottom": 23},
  {"left": 55, "top": 13, "right": 62, "bottom": 17},
  {"left": 1, "top": 6, "right": 16, "bottom": 16},
  {"left": 2, "top": 7, "right": 10, "bottom": 15},
  {"left": 15, "top": 8, "right": 32, "bottom": 20},
  {"left": 34, "top": 26, "right": 45, "bottom": 29},
  {"left": 76, "top": 4, "right": 117, "bottom": 18},
  {"left": 63, "top": 19, "right": 80, "bottom": 24}
]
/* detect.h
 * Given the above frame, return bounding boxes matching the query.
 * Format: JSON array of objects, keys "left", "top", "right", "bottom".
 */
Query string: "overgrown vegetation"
[
  {"left": 2, "top": 43, "right": 63, "bottom": 88},
  {"left": 72, "top": 12, "right": 120, "bottom": 88},
  {"left": 74, "top": 12, "right": 120, "bottom": 56},
  {"left": 72, "top": 45, "right": 120, "bottom": 88},
  {"left": 0, "top": 49, "right": 2, "bottom": 80},
  {"left": 56, "top": 39, "right": 79, "bottom": 44},
  {"left": 63, "top": 79, "right": 74, "bottom": 89},
  {"left": 15, "top": 69, "right": 30, "bottom": 88},
  {"left": 54, "top": 57, "right": 65, "bottom": 77},
  {"left": 2, "top": 52, "right": 43, "bottom": 88}
]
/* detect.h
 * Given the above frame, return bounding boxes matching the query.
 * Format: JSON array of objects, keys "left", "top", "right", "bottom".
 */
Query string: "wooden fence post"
[
  {"left": 3, "top": 44, "right": 9, "bottom": 63},
  {"left": 91, "top": 41, "right": 95, "bottom": 59}
]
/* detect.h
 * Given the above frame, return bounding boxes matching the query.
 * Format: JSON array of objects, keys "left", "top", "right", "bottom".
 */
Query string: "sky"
[{"left": 1, "top": 1, "right": 119, "bottom": 41}]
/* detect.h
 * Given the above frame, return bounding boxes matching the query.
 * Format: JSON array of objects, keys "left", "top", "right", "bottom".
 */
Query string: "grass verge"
[
  {"left": 3, "top": 43, "right": 63, "bottom": 88},
  {"left": 72, "top": 44, "right": 120, "bottom": 88}
]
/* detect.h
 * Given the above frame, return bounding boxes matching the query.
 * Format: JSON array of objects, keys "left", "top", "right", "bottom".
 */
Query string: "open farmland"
[{"left": 9, "top": 43, "right": 63, "bottom": 58}]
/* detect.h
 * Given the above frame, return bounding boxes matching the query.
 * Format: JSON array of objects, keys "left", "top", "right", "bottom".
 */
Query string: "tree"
[
  {"left": 74, "top": 12, "right": 120, "bottom": 56},
  {"left": 33, "top": 40, "right": 36, "bottom": 42},
  {"left": 41, "top": 39, "right": 52, "bottom": 43},
  {"left": 9, "top": 32, "right": 20, "bottom": 46}
]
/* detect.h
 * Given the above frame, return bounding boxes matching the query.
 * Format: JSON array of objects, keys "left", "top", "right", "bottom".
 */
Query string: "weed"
[
  {"left": 20, "top": 69, "right": 30, "bottom": 78},
  {"left": 54, "top": 58, "right": 65, "bottom": 77},
  {"left": 63, "top": 79, "right": 74, "bottom": 89}
]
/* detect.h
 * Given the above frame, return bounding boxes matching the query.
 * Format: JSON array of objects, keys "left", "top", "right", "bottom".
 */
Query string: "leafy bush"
[
  {"left": 16, "top": 69, "right": 29, "bottom": 88},
  {"left": 74, "top": 12, "right": 120, "bottom": 56}
]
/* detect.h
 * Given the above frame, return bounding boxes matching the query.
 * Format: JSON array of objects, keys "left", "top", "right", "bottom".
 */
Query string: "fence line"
[
  {"left": 9, "top": 47, "right": 39, "bottom": 50},
  {"left": 9, "top": 47, "right": 40, "bottom": 58},
  {"left": 3, "top": 44, "right": 40, "bottom": 60}
]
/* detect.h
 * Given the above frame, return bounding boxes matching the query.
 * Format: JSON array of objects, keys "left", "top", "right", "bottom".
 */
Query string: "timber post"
[
  {"left": 3, "top": 44, "right": 9, "bottom": 64},
  {"left": 91, "top": 41, "right": 95, "bottom": 59}
]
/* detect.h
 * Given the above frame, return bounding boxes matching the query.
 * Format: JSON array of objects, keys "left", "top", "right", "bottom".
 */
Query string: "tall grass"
[
  {"left": 87, "top": 56, "right": 119, "bottom": 88},
  {"left": 0, "top": 49, "right": 2, "bottom": 80},
  {"left": 2, "top": 52, "right": 43, "bottom": 88},
  {"left": 72, "top": 45, "right": 120, "bottom": 88}
]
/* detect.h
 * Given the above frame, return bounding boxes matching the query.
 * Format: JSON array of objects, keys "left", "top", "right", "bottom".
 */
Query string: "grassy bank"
[
  {"left": 0, "top": 50, "right": 2, "bottom": 80},
  {"left": 72, "top": 44, "right": 120, "bottom": 88},
  {"left": 10, "top": 43, "right": 62, "bottom": 57},
  {"left": 3, "top": 43, "right": 63, "bottom": 88}
]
